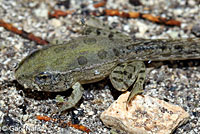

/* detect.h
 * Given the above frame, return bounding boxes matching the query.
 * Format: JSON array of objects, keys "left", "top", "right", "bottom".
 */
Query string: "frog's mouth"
[
  {"left": 16, "top": 76, "right": 34, "bottom": 90},
  {"left": 17, "top": 78, "right": 42, "bottom": 91}
]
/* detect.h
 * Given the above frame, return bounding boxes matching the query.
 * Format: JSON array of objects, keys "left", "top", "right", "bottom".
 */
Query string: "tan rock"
[{"left": 100, "top": 92, "right": 189, "bottom": 134}]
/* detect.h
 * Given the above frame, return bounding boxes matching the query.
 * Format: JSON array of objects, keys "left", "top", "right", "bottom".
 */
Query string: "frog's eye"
[{"left": 35, "top": 72, "right": 53, "bottom": 85}]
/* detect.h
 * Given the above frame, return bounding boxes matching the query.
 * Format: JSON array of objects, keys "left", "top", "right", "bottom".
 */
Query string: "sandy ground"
[{"left": 0, "top": 0, "right": 199, "bottom": 133}]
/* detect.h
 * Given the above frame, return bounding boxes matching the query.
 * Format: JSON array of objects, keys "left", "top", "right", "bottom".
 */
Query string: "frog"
[{"left": 14, "top": 19, "right": 200, "bottom": 112}]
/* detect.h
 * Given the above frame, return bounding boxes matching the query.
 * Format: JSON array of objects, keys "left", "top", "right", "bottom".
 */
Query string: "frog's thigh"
[
  {"left": 110, "top": 61, "right": 144, "bottom": 91},
  {"left": 57, "top": 82, "right": 84, "bottom": 112}
]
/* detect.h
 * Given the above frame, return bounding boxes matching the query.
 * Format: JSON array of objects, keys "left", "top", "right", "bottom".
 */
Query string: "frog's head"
[
  {"left": 15, "top": 63, "right": 67, "bottom": 92},
  {"left": 14, "top": 49, "right": 70, "bottom": 92},
  {"left": 15, "top": 50, "right": 39, "bottom": 90},
  {"left": 15, "top": 63, "right": 38, "bottom": 90}
]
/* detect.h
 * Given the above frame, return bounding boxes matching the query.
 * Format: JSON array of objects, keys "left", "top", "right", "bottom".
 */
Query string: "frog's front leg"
[
  {"left": 56, "top": 82, "right": 84, "bottom": 112},
  {"left": 109, "top": 61, "right": 146, "bottom": 108}
]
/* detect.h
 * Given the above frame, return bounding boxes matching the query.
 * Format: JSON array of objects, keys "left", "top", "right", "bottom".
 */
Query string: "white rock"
[
  {"left": 166, "top": 30, "right": 179, "bottom": 38},
  {"left": 136, "top": 21, "right": 148, "bottom": 35},
  {"left": 100, "top": 92, "right": 189, "bottom": 134},
  {"left": 50, "top": 19, "right": 62, "bottom": 27},
  {"left": 88, "top": 111, "right": 95, "bottom": 116},
  {"left": 0, "top": 100, "right": 5, "bottom": 107},
  {"left": 33, "top": 2, "right": 48, "bottom": 18},
  {"left": 188, "top": 0, "right": 196, "bottom": 6},
  {"left": 22, "top": 115, "right": 29, "bottom": 122}
]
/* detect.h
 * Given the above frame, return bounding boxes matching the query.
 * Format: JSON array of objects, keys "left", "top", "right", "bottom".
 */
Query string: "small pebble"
[
  {"left": 33, "top": 2, "right": 48, "bottom": 18},
  {"left": 0, "top": 0, "right": 199, "bottom": 133},
  {"left": 50, "top": 19, "right": 62, "bottom": 27},
  {"left": 192, "top": 23, "right": 200, "bottom": 37},
  {"left": 88, "top": 111, "right": 94, "bottom": 116}
]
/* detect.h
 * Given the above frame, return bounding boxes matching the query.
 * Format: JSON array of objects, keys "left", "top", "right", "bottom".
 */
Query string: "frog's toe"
[
  {"left": 126, "top": 68, "right": 146, "bottom": 110},
  {"left": 56, "top": 101, "right": 76, "bottom": 113}
]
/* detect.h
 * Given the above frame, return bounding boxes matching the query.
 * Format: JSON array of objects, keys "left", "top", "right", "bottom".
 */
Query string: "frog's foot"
[
  {"left": 109, "top": 61, "right": 146, "bottom": 109},
  {"left": 55, "top": 82, "right": 84, "bottom": 113},
  {"left": 126, "top": 62, "right": 146, "bottom": 110},
  {"left": 81, "top": 17, "right": 132, "bottom": 40}
]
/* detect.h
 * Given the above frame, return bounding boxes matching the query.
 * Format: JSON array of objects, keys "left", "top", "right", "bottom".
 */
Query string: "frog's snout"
[
  {"left": 15, "top": 72, "right": 26, "bottom": 86},
  {"left": 15, "top": 69, "right": 32, "bottom": 89}
]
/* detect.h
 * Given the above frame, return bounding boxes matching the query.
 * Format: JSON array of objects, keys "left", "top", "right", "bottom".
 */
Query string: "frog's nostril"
[{"left": 17, "top": 74, "right": 26, "bottom": 80}]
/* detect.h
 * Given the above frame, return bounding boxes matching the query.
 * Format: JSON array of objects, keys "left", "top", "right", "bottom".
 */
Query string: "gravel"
[{"left": 0, "top": 0, "right": 199, "bottom": 134}]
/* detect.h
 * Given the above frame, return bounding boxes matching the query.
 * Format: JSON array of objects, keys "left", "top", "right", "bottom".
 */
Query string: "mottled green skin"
[
  {"left": 15, "top": 35, "right": 129, "bottom": 92},
  {"left": 15, "top": 25, "right": 200, "bottom": 111}
]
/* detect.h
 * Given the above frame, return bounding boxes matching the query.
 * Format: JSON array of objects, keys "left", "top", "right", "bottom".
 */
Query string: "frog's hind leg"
[
  {"left": 56, "top": 82, "right": 84, "bottom": 113},
  {"left": 127, "top": 63, "right": 146, "bottom": 106},
  {"left": 109, "top": 61, "right": 146, "bottom": 108}
]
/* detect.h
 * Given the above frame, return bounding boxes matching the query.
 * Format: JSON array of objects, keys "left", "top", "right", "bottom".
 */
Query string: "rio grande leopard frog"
[{"left": 15, "top": 22, "right": 200, "bottom": 112}]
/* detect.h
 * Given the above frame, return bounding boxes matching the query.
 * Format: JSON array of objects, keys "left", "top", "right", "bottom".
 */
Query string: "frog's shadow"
[
  {"left": 14, "top": 81, "right": 75, "bottom": 100},
  {"left": 14, "top": 78, "right": 120, "bottom": 101},
  {"left": 15, "top": 59, "right": 200, "bottom": 101}
]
